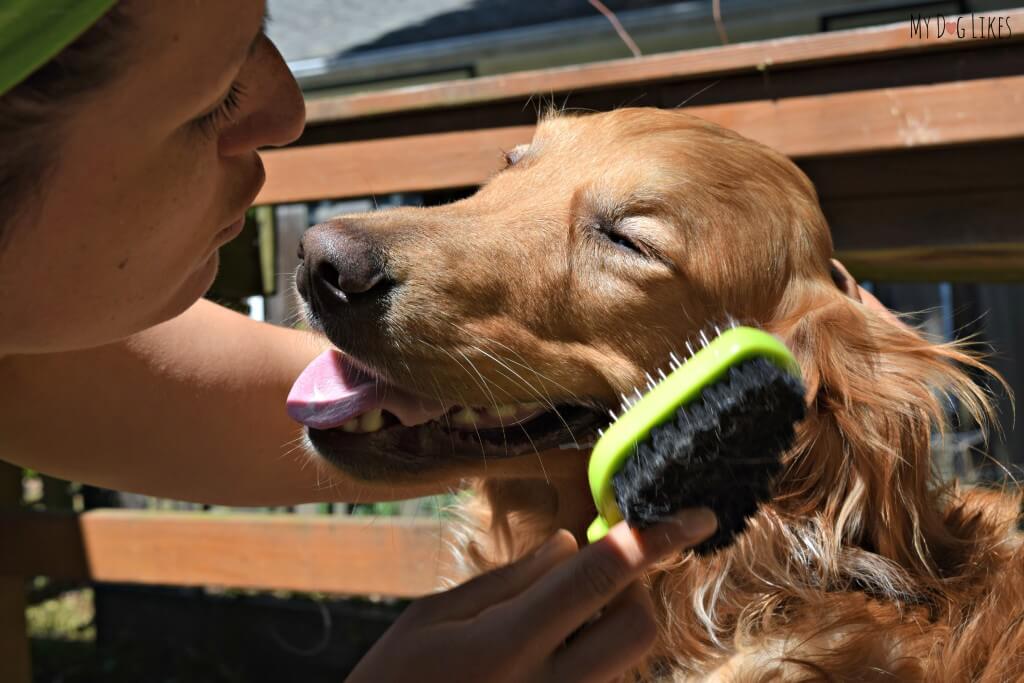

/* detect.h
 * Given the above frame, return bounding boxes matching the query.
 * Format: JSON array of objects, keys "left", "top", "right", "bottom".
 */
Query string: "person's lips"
[
  {"left": 214, "top": 216, "right": 246, "bottom": 244},
  {"left": 212, "top": 157, "right": 267, "bottom": 247}
]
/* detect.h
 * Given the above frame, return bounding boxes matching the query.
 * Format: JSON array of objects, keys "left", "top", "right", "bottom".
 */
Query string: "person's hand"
[{"left": 346, "top": 508, "right": 717, "bottom": 683}]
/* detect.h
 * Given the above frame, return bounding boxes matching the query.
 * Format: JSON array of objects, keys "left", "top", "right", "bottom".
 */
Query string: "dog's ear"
[
  {"left": 769, "top": 279, "right": 1001, "bottom": 578},
  {"left": 829, "top": 259, "right": 862, "bottom": 302}
]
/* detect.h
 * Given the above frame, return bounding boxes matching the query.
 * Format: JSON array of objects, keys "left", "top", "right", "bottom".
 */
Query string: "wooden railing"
[
  {"left": 4, "top": 11, "right": 1023, "bottom": 682},
  {"left": 1, "top": 510, "right": 455, "bottom": 597}
]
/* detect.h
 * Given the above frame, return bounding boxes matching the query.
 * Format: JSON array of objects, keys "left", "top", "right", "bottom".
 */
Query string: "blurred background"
[{"left": 16, "top": 1, "right": 1023, "bottom": 681}]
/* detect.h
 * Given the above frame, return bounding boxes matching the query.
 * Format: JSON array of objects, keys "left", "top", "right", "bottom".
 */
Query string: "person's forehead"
[{"left": 128, "top": 0, "right": 267, "bottom": 69}]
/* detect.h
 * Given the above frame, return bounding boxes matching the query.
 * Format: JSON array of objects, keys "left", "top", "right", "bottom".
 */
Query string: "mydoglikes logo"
[{"left": 910, "top": 14, "right": 1014, "bottom": 39}]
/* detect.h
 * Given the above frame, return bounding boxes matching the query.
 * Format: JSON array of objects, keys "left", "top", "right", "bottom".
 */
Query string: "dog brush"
[{"left": 586, "top": 323, "right": 806, "bottom": 554}]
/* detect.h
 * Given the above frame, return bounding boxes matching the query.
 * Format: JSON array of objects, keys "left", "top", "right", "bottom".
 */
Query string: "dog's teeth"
[
  {"left": 453, "top": 407, "right": 478, "bottom": 426},
  {"left": 360, "top": 409, "right": 384, "bottom": 432},
  {"left": 341, "top": 419, "right": 360, "bottom": 433},
  {"left": 487, "top": 404, "right": 519, "bottom": 418}
]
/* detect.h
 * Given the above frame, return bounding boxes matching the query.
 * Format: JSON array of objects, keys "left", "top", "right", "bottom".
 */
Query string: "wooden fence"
[{"left": 3, "top": 12, "right": 1023, "bottom": 681}]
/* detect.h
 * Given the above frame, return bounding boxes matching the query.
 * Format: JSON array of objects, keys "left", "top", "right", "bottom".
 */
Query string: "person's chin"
[
  {"left": 154, "top": 250, "right": 221, "bottom": 324},
  {"left": 189, "top": 249, "right": 221, "bottom": 302}
]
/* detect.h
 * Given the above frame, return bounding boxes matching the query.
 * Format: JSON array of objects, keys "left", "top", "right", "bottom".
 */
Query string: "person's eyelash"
[{"left": 194, "top": 82, "right": 246, "bottom": 137}]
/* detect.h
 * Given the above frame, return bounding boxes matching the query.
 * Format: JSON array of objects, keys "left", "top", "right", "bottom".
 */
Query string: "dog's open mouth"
[{"left": 287, "top": 349, "right": 603, "bottom": 478}]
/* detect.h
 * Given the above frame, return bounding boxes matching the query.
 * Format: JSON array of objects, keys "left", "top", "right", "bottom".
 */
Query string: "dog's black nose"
[{"left": 298, "top": 222, "right": 392, "bottom": 308}]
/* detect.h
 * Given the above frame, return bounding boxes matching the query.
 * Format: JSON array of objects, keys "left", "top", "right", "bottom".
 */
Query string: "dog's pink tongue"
[{"left": 287, "top": 349, "right": 449, "bottom": 430}]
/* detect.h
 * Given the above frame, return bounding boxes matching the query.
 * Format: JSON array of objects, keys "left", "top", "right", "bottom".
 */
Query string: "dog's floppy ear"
[
  {"left": 769, "top": 276, "right": 999, "bottom": 579},
  {"left": 829, "top": 259, "right": 862, "bottom": 302}
]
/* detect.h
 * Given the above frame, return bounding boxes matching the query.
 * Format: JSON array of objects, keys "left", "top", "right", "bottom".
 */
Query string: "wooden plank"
[
  {"left": 258, "top": 74, "right": 1024, "bottom": 205},
  {"left": 0, "top": 578, "right": 31, "bottom": 683},
  {"left": 683, "top": 74, "right": 1024, "bottom": 159},
  {"left": 304, "top": 10, "right": 1024, "bottom": 124},
  {"left": 829, "top": 188, "right": 1024, "bottom": 282},
  {"left": 838, "top": 244, "right": 1024, "bottom": 282},
  {"left": 299, "top": 42, "right": 1024, "bottom": 145},
  {"left": 799, "top": 140, "right": 1024, "bottom": 199},
  {"left": 258, "top": 125, "right": 531, "bottom": 205},
  {"left": 0, "top": 463, "right": 31, "bottom": 683},
  {"left": 0, "top": 511, "right": 458, "bottom": 599}
]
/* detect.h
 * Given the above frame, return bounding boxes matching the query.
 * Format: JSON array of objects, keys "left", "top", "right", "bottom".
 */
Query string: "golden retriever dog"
[{"left": 291, "top": 108, "right": 1020, "bottom": 680}]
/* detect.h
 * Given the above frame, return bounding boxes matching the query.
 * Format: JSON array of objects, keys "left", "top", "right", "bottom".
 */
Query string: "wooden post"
[{"left": 0, "top": 462, "right": 31, "bottom": 683}]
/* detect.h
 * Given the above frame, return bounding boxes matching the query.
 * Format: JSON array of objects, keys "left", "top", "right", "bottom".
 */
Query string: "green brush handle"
[{"left": 587, "top": 326, "right": 802, "bottom": 543}]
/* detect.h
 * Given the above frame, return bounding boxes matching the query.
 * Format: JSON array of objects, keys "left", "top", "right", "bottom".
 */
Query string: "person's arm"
[{"left": 0, "top": 299, "right": 448, "bottom": 505}]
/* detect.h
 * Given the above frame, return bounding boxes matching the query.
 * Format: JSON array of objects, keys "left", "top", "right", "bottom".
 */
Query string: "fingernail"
[{"left": 655, "top": 508, "right": 717, "bottom": 545}]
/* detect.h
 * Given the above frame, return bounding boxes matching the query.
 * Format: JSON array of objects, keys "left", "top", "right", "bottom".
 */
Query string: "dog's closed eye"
[
  {"left": 595, "top": 219, "right": 646, "bottom": 256},
  {"left": 589, "top": 214, "right": 676, "bottom": 270}
]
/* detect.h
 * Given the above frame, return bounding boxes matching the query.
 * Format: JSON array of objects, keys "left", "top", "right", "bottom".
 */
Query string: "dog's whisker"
[
  {"left": 430, "top": 344, "right": 493, "bottom": 469},
  {"left": 457, "top": 346, "right": 513, "bottom": 460},
  {"left": 674, "top": 78, "right": 721, "bottom": 108},
  {"left": 460, "top": 335, "right": 585, "bottom": 447},
  {"left": 452, "top": 323, "right": 589, "bottom": 412}
]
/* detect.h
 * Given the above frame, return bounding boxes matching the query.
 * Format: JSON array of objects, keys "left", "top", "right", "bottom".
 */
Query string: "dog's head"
[
  {"left": 291, "top": 109, "right": 830, "bottom": 481},
  {"left": 293, "top": 108, "right": 997, "bottom": 578}
]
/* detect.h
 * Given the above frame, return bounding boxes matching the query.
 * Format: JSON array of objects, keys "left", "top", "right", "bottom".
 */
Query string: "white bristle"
[
  {"left": 645, "top": 373, "right": 656, "bottom": 390},
  {"left": 597, "top": 428, "right": 604, "bottom": 437},
  {"left": 657, "top": 368, "right": 667, "bottom": 380},
  {"left": 608, "top": 409, "right": 618, "bottom": 421},
  {"left": 685, "top": 341, "right": 696, "bottom": 357},
  {"left": 633, "top": 387, "right": 643, "bottom": 400},
  {"left": 699, "top": 330, "right": 710, "bottom": 347},
  {"left": 713, "top": 324, "right": 722, "bottom": 337},
  {"left": 669, "top": 351, "right": 681, "bottom": 366}
]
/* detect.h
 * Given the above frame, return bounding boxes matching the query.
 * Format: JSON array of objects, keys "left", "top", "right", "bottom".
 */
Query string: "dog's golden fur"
[
  {"left": 458, "top": 111, "right": 1020, "bottom": 681},
  {"left": 312, "top": 108, "right": 1019, "bottom": 680}
]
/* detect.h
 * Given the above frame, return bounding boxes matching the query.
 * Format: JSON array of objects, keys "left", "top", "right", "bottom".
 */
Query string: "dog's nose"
[{"left": 298, "top": 223, "right": 392, "bottom": 306}]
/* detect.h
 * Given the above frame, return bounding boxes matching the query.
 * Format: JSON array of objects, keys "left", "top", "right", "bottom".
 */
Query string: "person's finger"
[
  {"left": 546, "top": 581, "right": 658, "bottom": 683},
  {"left": 411, "top": 529, "right": 578, "bottom": 622},
  {"left": 507, "top": 508, "right": 716, "bottom": 646}
]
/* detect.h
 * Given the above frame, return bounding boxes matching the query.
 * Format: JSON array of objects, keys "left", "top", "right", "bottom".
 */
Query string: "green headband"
[{"left": 0, "top": 0, "right": 118, "bottom": 97}]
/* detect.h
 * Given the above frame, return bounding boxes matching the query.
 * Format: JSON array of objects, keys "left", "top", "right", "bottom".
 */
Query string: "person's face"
[{"left": 0, "top": 1, "right": 304, "bottom": 355}]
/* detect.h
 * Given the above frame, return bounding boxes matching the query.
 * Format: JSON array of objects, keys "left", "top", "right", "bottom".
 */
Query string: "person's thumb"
[{"left": 413, "top": 529, "right": 579, "bottom": 621}]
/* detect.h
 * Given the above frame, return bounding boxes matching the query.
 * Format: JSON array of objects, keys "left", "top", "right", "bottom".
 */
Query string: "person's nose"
[{"left": 218, "top": 38, "right": 306, "bottom": 157}]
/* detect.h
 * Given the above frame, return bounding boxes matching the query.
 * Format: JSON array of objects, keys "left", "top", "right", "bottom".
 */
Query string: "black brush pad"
[{"left": 612, "top": 357, "right": 806, "bottom": 555}]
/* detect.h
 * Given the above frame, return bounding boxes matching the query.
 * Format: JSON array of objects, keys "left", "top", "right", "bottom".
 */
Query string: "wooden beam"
[
  {"left": 837, "top": 244, "right": 1024, "bottom": 283},
  {"left": 258, "top": 74, "right": 1024, "bottom": 205},
  {"left": 0, "top": 511, "right": 457, "bottom": 599},
  {"left": 0, "top": 464, "right": 30, "bottom": 683},
  {"left": 828, "top": 188, "right": 1024, "bottom": 281},
  {"left": 303, "top": 10, "right": 1024, "bottom": 124}
]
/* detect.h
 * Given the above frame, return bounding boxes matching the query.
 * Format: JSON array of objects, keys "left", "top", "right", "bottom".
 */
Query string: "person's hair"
[{"left": 0, "top": 3, "right": 135, "bottom": 250}]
